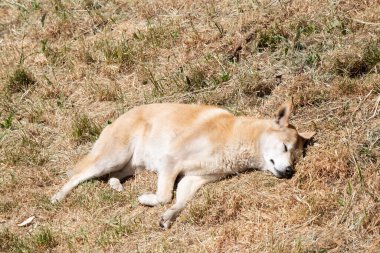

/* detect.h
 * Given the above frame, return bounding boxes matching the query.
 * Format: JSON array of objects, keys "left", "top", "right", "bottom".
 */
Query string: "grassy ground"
[{"left": 1, "top": 0, "right": 380, "bottom": 252}]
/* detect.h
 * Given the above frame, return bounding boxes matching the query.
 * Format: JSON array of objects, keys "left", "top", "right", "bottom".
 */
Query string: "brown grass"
[{"left": 1, "top": 0, "right": 379, "bottom": 252}]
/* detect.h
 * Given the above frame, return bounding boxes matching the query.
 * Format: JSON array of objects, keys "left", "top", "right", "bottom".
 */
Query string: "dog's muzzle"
[{"left": 278, "top": 166, "right": 294, "bottom": 179}]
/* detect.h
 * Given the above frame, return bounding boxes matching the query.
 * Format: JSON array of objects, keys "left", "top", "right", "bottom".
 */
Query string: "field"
[{"left": 1, "top": 0, "right": 380, "bottom": 252}]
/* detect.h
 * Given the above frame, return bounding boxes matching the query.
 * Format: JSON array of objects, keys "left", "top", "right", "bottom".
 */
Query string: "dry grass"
[{"left": 1, "top": 0, "right": 380, "bottom": 252}]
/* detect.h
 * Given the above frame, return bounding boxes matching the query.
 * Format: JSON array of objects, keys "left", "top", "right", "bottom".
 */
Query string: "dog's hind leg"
[
  {"left": 51, "top": 160, "right": 101, "bottom": 203},
  {"left": 159, "top": 175, "right": 218, "bottom": 229},
  {"left": 108, "top": 163, "right": 135, "bottom": 192},
  {"left": 51, "top": 148, "right": 132, "bottom": 203}
]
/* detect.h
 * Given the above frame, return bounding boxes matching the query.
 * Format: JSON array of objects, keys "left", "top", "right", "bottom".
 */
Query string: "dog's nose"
[{"left": 284, "top": 166, "right": 294, "bottom": 178}]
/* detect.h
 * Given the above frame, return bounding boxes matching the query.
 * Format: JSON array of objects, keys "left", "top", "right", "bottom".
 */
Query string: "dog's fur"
[{"left": 51, "top": 102, "right": 315, "bottom": 228}]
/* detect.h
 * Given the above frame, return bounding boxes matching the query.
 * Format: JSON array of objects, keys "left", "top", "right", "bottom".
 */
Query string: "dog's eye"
[
  {"left": 284, "top": 143, "right": 288, "bottom": 152},
  {"left": 270, "top": 159, "right": 275, "bottom": 165}
]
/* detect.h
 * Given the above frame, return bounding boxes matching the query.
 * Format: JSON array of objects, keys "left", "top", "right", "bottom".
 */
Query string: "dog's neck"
[{"left": 215, "top": 118, "right": 270, "bottom": 174}]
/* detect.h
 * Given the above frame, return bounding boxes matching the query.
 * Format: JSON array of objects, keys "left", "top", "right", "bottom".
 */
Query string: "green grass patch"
[
  {"left": 334, "top": 42, "right": 380, "bottom": 77},
  {"left": 293, "top": 21, "right": 318, "bottom": 51},
  {"left": 145, "top": 21, "right": 180, "bottom": 49},
  {"left": 71, "top": 114, "right": 101, "bottom": 144},
  {"left": 305, "top": 51, "right": 321, "bottom": 67},
  {"left": 98, "top": 38, "right": 136, "bottom": 68},
  {"left": 0, "top": 229, "right": 32, "bottom": 253},
  {"left": 0, "top": 112, "right": 14, "bottom": 129},
  {"left": 34, "top": 227, "right": 58, "bottom": 249},
  {"left": 41, "top": 39, "right": 70, "bottom": 66},
  {"left": 256, "top": 27, "right": 288, "bottom": 51},
  {"left": 7, "top": 68, "right": 36, "bottom": 93}
]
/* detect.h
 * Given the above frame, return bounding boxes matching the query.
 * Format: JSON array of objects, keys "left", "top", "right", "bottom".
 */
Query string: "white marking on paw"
[
  {"left": 108, "top": 178, "right": 124, "bottom": 192},
  {"left": 138, "top": 193, "right": 160, "bottom": 206}
]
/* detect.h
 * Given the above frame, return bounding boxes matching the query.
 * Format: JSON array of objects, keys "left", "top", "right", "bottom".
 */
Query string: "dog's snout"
[
  {"left": 284, "top": 166, "right": 294, "bottom": 178},
  {"left": 285, "top": 166, "right": 293, "bottom": 173}
]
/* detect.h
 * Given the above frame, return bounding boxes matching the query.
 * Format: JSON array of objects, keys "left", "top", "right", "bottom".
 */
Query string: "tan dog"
[{"left": 51, "top": 102, "right": 315, "bottom": 228}]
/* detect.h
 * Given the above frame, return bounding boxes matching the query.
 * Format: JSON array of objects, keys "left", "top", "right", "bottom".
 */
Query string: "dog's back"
[{"left": 89, "top": 103, "right": 231, "bottom": 170}]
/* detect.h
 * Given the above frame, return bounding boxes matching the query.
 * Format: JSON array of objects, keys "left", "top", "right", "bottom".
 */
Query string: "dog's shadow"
[{"left": 303, "top": 137, "right": 315, "bottom": 157}]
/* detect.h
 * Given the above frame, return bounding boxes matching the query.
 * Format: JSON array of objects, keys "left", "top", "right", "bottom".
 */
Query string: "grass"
[
  {"left": 7, "top": 68, "right": 36, "bottom": 93},
  {"left": 96, "top": 215, "right": 138, "bottom": 246},
  {"left": 0, "top": 112, "right": 14, "bottom": 129},
  {"left": 98, "top": 37, "right": 136, "bottom": 68},
  {"left": 256, "top": 27, "right": 289, "bottom": 52},
  {"left": 334, "top": 42, "right": 380, "bottom": 77},
  {"left": 0, "top": 229, "right": 32, "bottom": 253},
  {"left": 71, "top": 113, "right": 101, "bottom": 144},
  {"left": 0, "top": 0, "right": 380, "bottom": 252},
  {"left": 1, "top": 132, "right": 49, "bottom": 166},
  {"left": 34, "top": 227, "right": 57, "bottom": 249}
]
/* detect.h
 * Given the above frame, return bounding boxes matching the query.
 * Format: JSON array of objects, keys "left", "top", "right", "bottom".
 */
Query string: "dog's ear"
[
  {"left": 299, "top": 131, "right": 316, "bottom": 140},
  {"left": 298, "top": 131, "right": 316, "bottom": 149},
  {"left": 275, "top": 101, "right": 293, "bottom": 127}
]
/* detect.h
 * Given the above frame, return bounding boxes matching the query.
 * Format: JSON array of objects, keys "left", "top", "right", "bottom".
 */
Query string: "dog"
[{"left": 51, "top": 102, "right": 315, "bottom": 228}]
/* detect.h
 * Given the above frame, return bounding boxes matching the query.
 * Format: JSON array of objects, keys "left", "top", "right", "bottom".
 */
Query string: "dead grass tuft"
[
  {"left": 98, "top": 38, "right": 136, "bottom": 69},
  {"left": 7, "top": 68, "right": 36, "bottom": 93},
  {"left": 71, "top": 113, "right": 101, "bottom": 144},
  {"left": 333, "top": 42, "right": 380, "bottom": 78},
  {"left": 1, "top": 131, "right": 49, "bottom": 166},
  {"left": 184, "top": 188, "right": 244, "bottom": 226},
  {"left": 87, "top": 81, "right": 122, "bottom": 102},
  {"left": 96, "top": 216, "right": 139, "bottom": 246},
  {"left": 0, "top": 229, "right": 32, "bottom": 253},
  {"left": 238, "top": 71, "right": 278, "bottom": 99},
  {"left": 41, "top": 39, "right": 70, "bottom": 66}
]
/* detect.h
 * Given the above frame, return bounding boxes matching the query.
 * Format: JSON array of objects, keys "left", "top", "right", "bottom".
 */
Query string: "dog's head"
[{"left": 260, "top": 102, "right": 315, "bottom": 179}]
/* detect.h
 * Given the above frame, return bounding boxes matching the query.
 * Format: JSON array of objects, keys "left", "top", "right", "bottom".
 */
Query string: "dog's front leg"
[
  {"left": 138, "top": 169, "right": 178, "bottom": 206},
  {"left": 159, "top": 175, "right": 217, "bottom": 229}
]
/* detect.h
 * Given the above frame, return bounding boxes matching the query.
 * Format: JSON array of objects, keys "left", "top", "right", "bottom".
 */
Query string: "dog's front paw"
[
  {"left": 138, "top": 193, "right": 159, "bottom": 206},
  {"left": 159, "top": 216, "right": 171, "bottom": 229},
  {"left": 159, "top": 208, "right": 178, "bottom": 229},
  {"left": 108, "top": 178, "right": 124, "bottom": 192}
]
